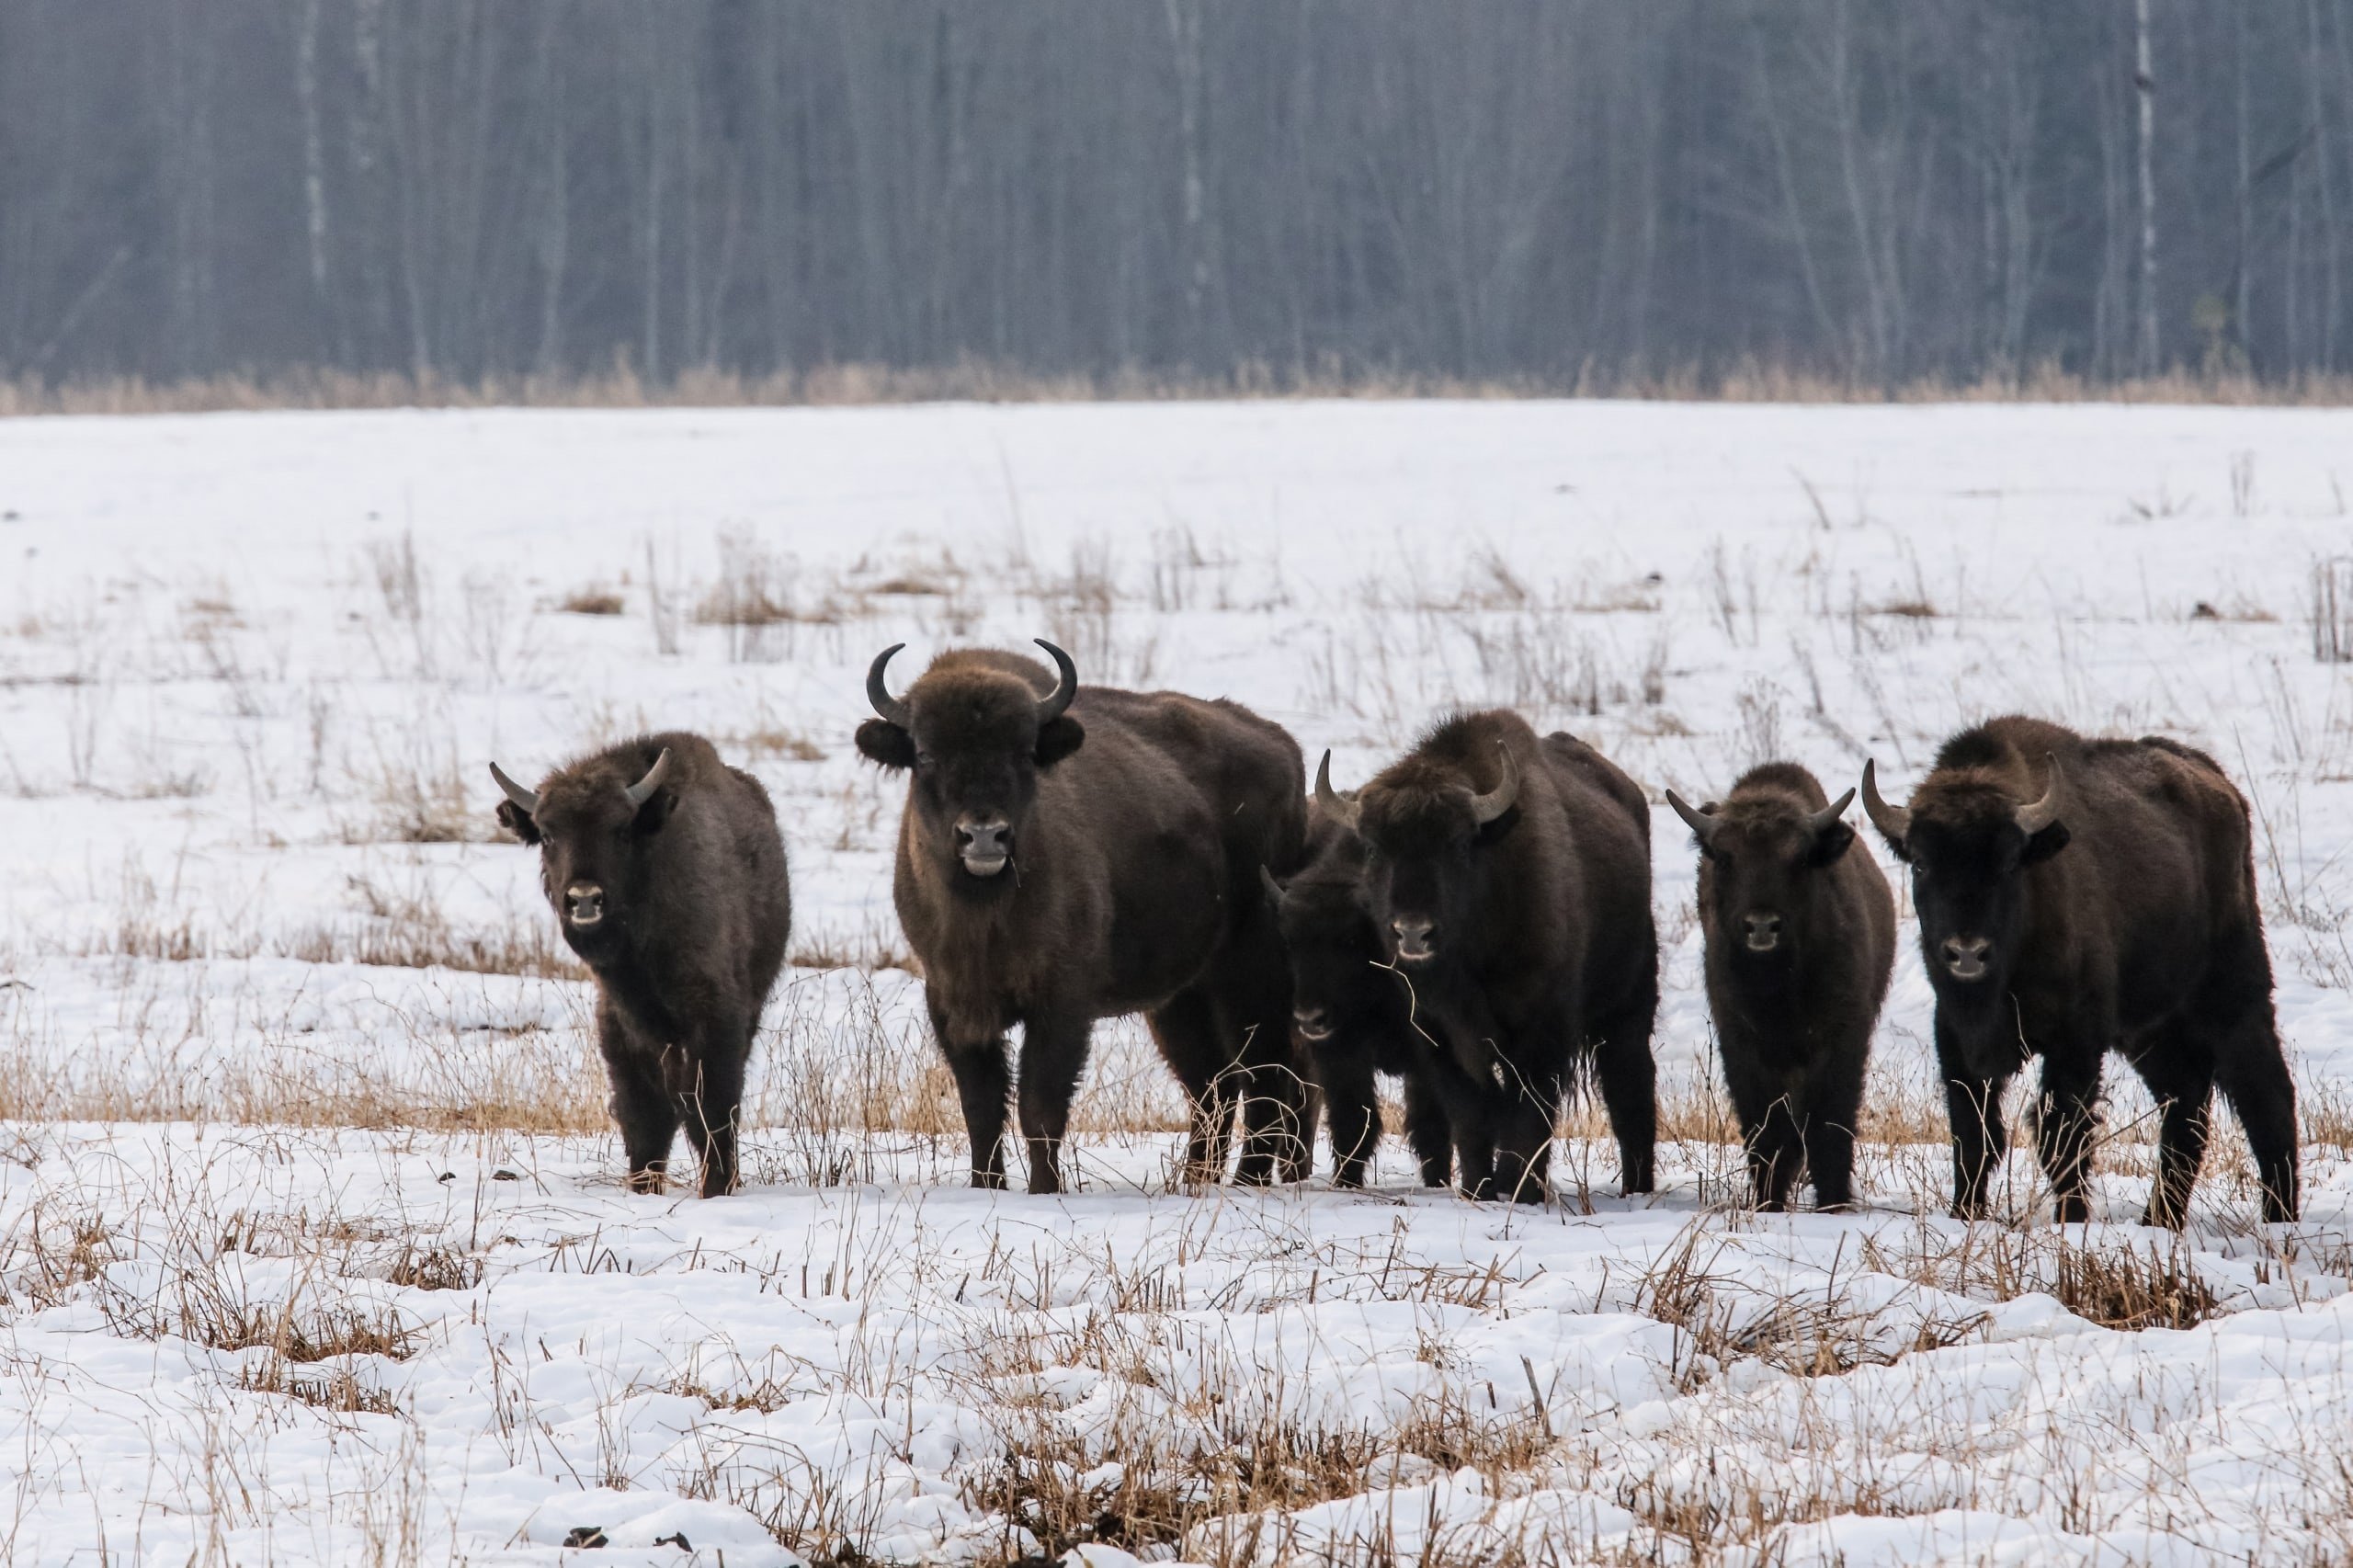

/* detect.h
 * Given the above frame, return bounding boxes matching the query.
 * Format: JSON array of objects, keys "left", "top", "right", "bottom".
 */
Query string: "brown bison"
[
  {"left": 491, "top": 733, "right": 790, "bottom": 1197},
  {"left": 1668, "top": 763, "right": 1893, "bottom": 1211},
  {"left": 1327, "top": 712, "right": 1657, "bottom": 1203},
  {"left": 1862, "top": 715, "right": 2298, "bottom": 1225},
  {"left": 1262, "top": 761, "right": 1460, "bottom": 1189},
  {"left": 857, "top": 640, "right": 1310, "bottom": 1194}
]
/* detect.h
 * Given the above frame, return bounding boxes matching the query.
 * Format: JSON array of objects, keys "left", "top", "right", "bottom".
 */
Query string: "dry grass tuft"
[{"left": 556, "top": 587, "right": 627, "bottom": 617}]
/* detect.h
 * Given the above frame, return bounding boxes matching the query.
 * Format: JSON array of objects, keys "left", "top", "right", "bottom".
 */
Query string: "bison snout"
[
  {"left": 564, "top": 882, "right": 607, "bottom": 927},
  {"left": 1293, "top": 1006, "right": 1335, "bottom": 1042},
  {"left": 955, "top": 816, "right": 1012, "bottom": 877},
  {"left": 1939, "top": 934, "right": 1993, "bottom": 981},
  {"left": 1389, "top": 915, "right": 1438, "bottom": 964},
  {"left": 1742, "top": 912, "right": 1782, "bottom": 953}
]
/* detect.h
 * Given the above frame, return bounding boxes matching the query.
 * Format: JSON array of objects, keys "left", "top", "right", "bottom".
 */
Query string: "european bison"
[
  {"left": 1262, "top": 758, "right": 1458, "bottom": 1189},
  {"left": 1668, "top": 763, "right": 1893, "bottom": 1211},
  {"left": 491, "top": 733, "right": 790, "bottom": 1198},
  {"left": 1329, "top": 713, "right": 1657, "bottom": 1203},
  {"left": 857, "top": 640, "right": 1311, "bottom": 1194},
  {"left": 1862, "top": 716, "right": 2299, "bottom": 1225}
]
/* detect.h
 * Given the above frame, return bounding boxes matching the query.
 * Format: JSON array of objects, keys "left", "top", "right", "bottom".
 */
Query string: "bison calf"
[
  {"left": 1668, "top": 764, "right": 1893, "bottom": 1211},
  {"left": 1264, "top": 761, "right": 1457, "bottom": 1189},
  {"left": 492, "top": 733, "right": 790, "bottom": 1198},
  {"left": 1864, "top": 716, "right": 2298, "bottom": 1225}
]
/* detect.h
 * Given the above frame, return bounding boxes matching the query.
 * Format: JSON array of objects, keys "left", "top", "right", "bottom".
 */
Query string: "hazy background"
[{"left": 6, "top": 0, "right": 2351, "bottom": 393}]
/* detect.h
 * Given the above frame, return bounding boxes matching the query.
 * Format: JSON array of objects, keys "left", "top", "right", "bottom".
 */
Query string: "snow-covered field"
[{"left": 5, "top": 400, "right": 2353, "bottom": 1564}]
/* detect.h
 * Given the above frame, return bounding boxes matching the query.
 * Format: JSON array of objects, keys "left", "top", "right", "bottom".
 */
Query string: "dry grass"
[
  {"left": 9, "top": 361, "right": 2353, "bottom": 415},
  {"left": 555, "top": 587, "right": 627, "bottom": 617}
]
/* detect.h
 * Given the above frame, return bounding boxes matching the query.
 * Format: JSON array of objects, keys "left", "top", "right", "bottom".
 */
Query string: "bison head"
[
  {"left": 1666, "top": 783, "right": 1856, "bottom": 979},
  {"left": 1863, "top": 755, "right": 2068, "bottom": 1006},
  {"left": 490, "top": 744, "right": 677, "bottom": 962},
  {"left": 1331, "top": 745, "right": 1519, "bottom": 968},
  {"left": 855, "top": 641, "right": 1084, "bottom": 890},
  {"left": 1261, "top": 824, "right": 1386, "bottom": 1045}
]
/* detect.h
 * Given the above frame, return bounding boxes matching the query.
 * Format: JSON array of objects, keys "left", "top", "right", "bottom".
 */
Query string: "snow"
[{"left": 2, "top": 399, "right": 2353, "bottom": 1562}]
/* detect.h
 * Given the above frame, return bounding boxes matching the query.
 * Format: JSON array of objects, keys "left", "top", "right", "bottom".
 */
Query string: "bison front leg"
[
  {"left": 597, "top": 1003, "right": 679, "bottom": 1194},
  {"left": 1313, "top": 1045, "right": 1381, "bottom": 1190},
  {"left": 676, "top": 1039, "right": 748, "bottom": 1199},
  {"left": 1017, "top": 1012, "right": 1091, "bottom": 1196},
  {"left": 929, "top": 993, "right": 1013, "bottom": 1188},
  {"left": 1937, "top": 1015, "right": 2008, "bottom": 1221},
  {"left": 2033, "top": 1049, "right": 2103, "bottom": 1226},
  {"left": 1401, "top": 1073, "right": 1454, "bottom": 1188}
]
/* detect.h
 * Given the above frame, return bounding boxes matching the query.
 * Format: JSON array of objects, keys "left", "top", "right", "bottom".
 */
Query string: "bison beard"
[
  {"left": 492, "top": 732, "right": 791, "bottom": 1198},
  {"left": 1865, "top": 716, "right": 2300, "bottom": 1225},
  {"left": 1670, "top": 763, "right": 1894, "bottom": 1212},
  {"left": 858, "top": 641, "right": 1311, "bottom": 1195},
  {"left": 1339, "top": 713, "right": 1659, "bottom": 1204}
]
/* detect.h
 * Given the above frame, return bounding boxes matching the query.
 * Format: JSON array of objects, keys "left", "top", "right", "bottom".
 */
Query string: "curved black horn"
[
  {"left": 1470, "top": 745, "right": 1518, "bottom": 825},
  {"left": 866, "top": 643, "right": 912, "bottom": 727},
  {"left": 1665, "top": 789, "right": 1721, "bottom": 847},
  {"left": 1860, "top": 759, "right": 1911, "bottom": 845},
  {"left": 1313, "top": 751, "right": 1360, "bottom": 832},
  {"left": 2015, "top": 755, "right": 2064, "bottom": 836},
  {"left": 1808, "top": 787, "right": 1858, "bottom": 838},
  {"left": 1033, "top": 639, "right": 1078, "bottom": 722},
  {"left": 1258, "top": 864, "right": 1285, "bottom": 904},
  {"left": 489, "top": 762, "right": 539, "bottom": 816},
  {"left": 623, "top": 747, "right": 673, "bottom": 808}
]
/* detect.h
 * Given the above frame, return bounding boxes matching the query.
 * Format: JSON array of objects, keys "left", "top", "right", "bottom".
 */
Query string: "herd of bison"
[{"left": 486, "top": 640, "right": 2302, "bottom": 1227}]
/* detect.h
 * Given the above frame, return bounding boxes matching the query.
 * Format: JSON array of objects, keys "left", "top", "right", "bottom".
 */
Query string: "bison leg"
[
  {"left": 1401, "top": 1072, "right": 1453, "bottom": 1188},
  {"left": 2212, "top": 1007, "right": 2300, "bottom": 1225},
  {"left": 1016, "top": 1013, "right": 1091, "bottom": 1196},
  {"left": 678, "top": 1043, "right": 748, "bottom": 1199},
  {"left": 1799, "top": 1061, "right": 1864, "bottom": 1213},
  {"left": 2032, "top": 1050, "right": 2103, "bottom": 1226},
  {"left": 1148, "top": 988, "right": 1235, "bottom": 1185},
  {"left": 1591, "top": 1004, "right": 1659, "bottom": 1197},
  {"left": 1491, "top": 1054, "right": 1563, "bottom": 1207},
  {"left": 1314, "top": 1045, "right": 1381, "bottom": 1189},
  {"left": 1233, "top": 1052, "right": 1312, "bottom": 1187},
  {"left": 598, "top": 1008, "right": 679, "bottom": 1194},
  {"left": 1937, "top": 1016, "right": 2008, "bottom": 1220},
  {"left": 1724, "top": 1063, "right": 1803, "bottom": 1212},
  {"left": 942, "top": 1037, "right": 1013, "bottom": 1190},
  {"left": 1207, "top": 943, "right": 1311, "bottom": 1187}
]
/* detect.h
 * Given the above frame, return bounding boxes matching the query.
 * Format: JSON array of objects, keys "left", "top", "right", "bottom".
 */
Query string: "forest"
[{"left": 3, "top": 1, "right": 2351, "bottom": 392}]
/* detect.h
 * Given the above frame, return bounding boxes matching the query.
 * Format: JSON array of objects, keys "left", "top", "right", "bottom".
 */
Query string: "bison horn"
[
  {"left": 1258, "top": 864, "right": 1285, "bottom": 904},
  {"left": 865, "top": 643, "right": 913, "bottom": 728},
  {"left": 489, "top": 762, "right": 539, "bottom": 816},
  {"left": 1860, "top": 759, "right": 1911, "bottom": 846},
  {"left": 623, "top": 746, "right": 673, "bottom": 808},
  {"left": 1033, "top": 639, "right": 1078, "bottom": 722},
  {"left": 1665, "top": 789, "right": 1721, "bottom": 847},
  {"left": 1808, "top": 787, "right": 1858, "bottom": 839},
  {"left": 2015, "top": 755, "right": 2065, "bottom": 836},
  {"left": 1313, "top": 751, "right": 1360, "bottom": 832},
  {"left": 1471, "top": 745, "right": 1519, "bottom": 825}
]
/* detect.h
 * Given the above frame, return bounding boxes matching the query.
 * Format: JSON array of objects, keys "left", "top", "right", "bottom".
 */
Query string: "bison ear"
[
  {"left": 1806, "top": 820, "right": 1856, "bottom": 867},
  {"left": 2021, "top": 819, "right": 2070, "bottom": 866},
  {"left": 494, "top": 800, "right": 541, "bottom": 846},
  {"left": 855, "top": 719, "right": 917, "bottom": 771},
  {"left": 633, "top": 785, "right": 677, "bottom": 835},
  {"left": 1035, "top": 715, "right": 1086, "bottom": 769}
]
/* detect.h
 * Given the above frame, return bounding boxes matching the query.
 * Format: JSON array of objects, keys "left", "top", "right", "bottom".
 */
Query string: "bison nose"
[
  {"left": 1293, "top": 1006, "right": 1334, "bottom": 1041},
  {"left": 955, "top": 816, "right": 1012, "bottom": 876},
  {"left": 563, "top": 883, "right": 606, "bottom": 927},
  {"left": 1742, "top": 913, "right": 1782, "bottom": 953},
  {"left": 1940, "top": 935, "right": 1992, "bottom": 981},
  {"left": 1390, "top": 915, "right": 1437, "bottom": 963}
]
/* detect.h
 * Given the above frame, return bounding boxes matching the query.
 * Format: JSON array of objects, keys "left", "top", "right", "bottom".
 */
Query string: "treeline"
[{"left": 4, "top": 1, "right": 2351, "bottom": 393}]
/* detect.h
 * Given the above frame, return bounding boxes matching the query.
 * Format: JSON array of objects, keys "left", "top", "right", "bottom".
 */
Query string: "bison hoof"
[
  {"left": 1814, "top": 1197, "right": 1856, "bottom": 1214},
  {"left": 625, "top": 1171, "right": 667, "bottom": 1196},
  {"left": 968, "top": 1169, "right": 1007, "bottom": 1191}
]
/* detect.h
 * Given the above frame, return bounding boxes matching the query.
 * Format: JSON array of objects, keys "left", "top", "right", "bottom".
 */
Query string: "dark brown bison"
[
  {"left": 1668, "top": 763, "right": 1893, "bottom": 1211},
  {"left": 857, "top": 640, "right": 1310, "bottom": 1194},
  {"left": 490, "top": 733, "right": 790, "bottom": 1198},
  {"left": 1327, "top": 712, "right": 1657, "bottom": 1203},
  {"left": 1862, "top": 715, "right": 2298, "bottom": 1225},
  {"left": 1262, "top": 760, "right": 1459, "bottom": 1189}
]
